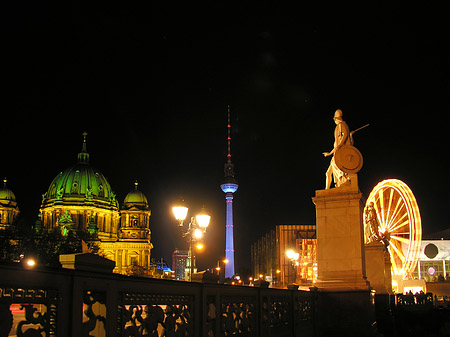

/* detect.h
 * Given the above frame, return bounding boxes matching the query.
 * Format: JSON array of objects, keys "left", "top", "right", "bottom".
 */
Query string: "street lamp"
[
  {"left": 172, "top": 200, "right": 210, "bottom": 281},
  {"left": 286, "top": 249, "right": 300, "bottom": 284},
  {"left": 215, "top": 258, "right": 229, "bottom": 282},
  {"left": 286, "top": 249, "right": 300, "bottom": 262}
]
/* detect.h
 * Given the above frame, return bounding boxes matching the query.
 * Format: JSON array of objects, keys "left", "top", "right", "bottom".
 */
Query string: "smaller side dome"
[
  {"left": 123, "top": 181, "right": 148, "bottom": 209},
  {"left": 0, "top": 178, "right": 17, "bottom": 206}
]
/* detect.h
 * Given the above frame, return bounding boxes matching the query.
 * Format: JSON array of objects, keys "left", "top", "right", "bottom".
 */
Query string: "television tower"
[{"left": 220, "top": 105, "right": 238, "bottom": 279}]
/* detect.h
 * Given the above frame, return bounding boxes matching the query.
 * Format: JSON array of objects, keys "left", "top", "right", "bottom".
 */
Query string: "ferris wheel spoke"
[
  {"left": 387, "top": 199, "right": 405, "bottom": 230},
  {"left": 385, "top": 188, "right": 395, "bottom": 226},
  {"left": 387, "top": 247, "right": 402, "bottom": 275},
  {"left": 390, "top": 235, "right": 410, "bottom": 244},
  {"left": 388, "top": 217, "right": 409, "bottom": 234},
  {"left": 389, "top": 243, "right": 406, "bottom": 263},
  {"left": 388, "top": 252, "right": 400, "bottom": 274},
  {"left": 372, "top": 197, "right": 384, "bottom": 228},
  {"left": 378, "top": 190, "right": 386, "bottom": 227}
]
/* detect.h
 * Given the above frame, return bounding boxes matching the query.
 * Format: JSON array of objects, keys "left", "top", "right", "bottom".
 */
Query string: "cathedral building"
[
  {"left": 0, "top": 178, "right": 19, "bottom": 230},
  {"left": 39, "top": 132, "right": 153, "bottom": 275}
]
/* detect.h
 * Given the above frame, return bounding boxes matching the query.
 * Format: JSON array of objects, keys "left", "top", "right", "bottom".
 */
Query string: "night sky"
[{"left": 3, "top": 3, "right": 449, "bottom": 274}]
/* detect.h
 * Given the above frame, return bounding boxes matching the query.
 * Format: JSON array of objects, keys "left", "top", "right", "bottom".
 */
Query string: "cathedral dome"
[
  {"left": 41, "top": 133, "right": 119, "bottom": 211},
  {"left": 123, "top": 182, "right": 148, "bottom": 209},
  {"left": 0, "top": 178, "right": 17, "bottom": 207}
]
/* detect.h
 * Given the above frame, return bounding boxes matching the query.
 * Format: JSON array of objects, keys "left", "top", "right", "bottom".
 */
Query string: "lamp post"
[
  {"left": 286, "top": 249, "right": 300, "bottom": 285},
  {"left": 215, "top": 258, "right": 229, "bottom": 282},
  {"left": 173, "top": 199, "right": 211, "bottom": 281}
]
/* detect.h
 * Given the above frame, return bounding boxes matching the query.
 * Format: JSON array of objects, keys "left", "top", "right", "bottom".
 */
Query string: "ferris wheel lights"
[{"left": 365, "top": 179, "right": 422, "bottom": 280}]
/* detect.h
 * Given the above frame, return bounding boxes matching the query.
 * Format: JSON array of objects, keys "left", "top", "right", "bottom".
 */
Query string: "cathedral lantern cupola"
[
  {"left": 123, "top": 181, "right": 149, "bottom": 210},
  {"left": 119, "top": 181, "right": 152, "bottom": 241}
]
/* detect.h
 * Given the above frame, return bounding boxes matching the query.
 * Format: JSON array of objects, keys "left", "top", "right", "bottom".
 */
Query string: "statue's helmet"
[{"left": 334, "top": 109, "right": 343, "bottom": 119}]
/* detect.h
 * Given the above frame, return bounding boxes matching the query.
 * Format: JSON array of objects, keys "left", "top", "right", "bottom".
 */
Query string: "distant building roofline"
[{"left": 423, "top": 229, "right": 450, "bottom": 240}]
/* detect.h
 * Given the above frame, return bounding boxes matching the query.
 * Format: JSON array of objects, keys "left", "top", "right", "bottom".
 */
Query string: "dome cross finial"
[
  {"left": 77, "top": 132, "right": 90, "bottom": 164},
  {"left": 82, "top": 131, "right": 88, "bottom": 153}
]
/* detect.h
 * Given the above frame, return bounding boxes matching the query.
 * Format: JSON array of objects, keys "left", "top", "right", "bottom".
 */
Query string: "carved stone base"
[
  {"left": 314, "top": 270, "right": 370, "bottom": 292},
  {"left": 365, "top": 241, "right": 392, "bottom": 294},
  {"left": 312, "top": 180, "right": 370, "bottom": 291}
]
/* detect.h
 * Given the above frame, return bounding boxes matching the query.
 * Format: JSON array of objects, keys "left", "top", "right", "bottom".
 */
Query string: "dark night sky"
[{"left": 2, "top": 3, "right": 449, "bottom": 273}]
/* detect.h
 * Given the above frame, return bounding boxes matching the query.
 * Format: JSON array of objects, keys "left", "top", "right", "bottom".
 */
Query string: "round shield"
[{"left": 335, "top": 145, "right": 363, "bottom": 174}]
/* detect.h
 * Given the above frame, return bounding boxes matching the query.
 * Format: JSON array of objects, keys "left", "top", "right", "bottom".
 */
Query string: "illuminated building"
[
  {"left": 251, "top": 225, "right": 317, "bottom": 287},
  {"left": 39, "top": 132, "right": 153, "bottom": 275},
  {"left": 411, "top": 230, "right": 450, "bottom": 282},
  {"left": 172, "top": 249, "right": 189, "bottom": 280},
  {"left": 102, "top": 181, "right": 152, "bottom": 275},
  {"left": 220, "top": 106, "right": 238, "bottom": 279},
  {"left": 0, "top": 178, "right": 19, "bottom": 230}
]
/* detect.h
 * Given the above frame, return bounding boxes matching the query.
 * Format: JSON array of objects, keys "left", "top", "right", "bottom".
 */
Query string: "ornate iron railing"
[{"left": 0, "top": 263, "right": 315, "bottom": 337}]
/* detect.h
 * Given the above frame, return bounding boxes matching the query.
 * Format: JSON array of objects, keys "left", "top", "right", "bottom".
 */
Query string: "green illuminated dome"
[
  {"left": 41, "top": 133, "right": 119, "bottom": 211},
  {"left": 0, "top": 178, "right": 17, "bottom": 207},
  {"left": 123, "top": 181, "right": 149, "bottom": 209}
]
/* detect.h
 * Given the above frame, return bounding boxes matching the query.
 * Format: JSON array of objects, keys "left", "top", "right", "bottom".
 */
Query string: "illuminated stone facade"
[
  {"left": 0, "top": 178, "right": 19, "bottom": 230},
  {"left": 39, "top": 133, "right": 153, "bottom": 275},
  {"left": 103, "top": 182, "right": 152, "bottom": 275},
  {"left": 251, "top": 224, "right": 317, "bottom": 287}
]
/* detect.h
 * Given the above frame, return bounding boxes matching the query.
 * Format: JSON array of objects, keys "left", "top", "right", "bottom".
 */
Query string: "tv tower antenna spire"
[{"left": 227, "top": 105, "right": 232, "bottom": 163}]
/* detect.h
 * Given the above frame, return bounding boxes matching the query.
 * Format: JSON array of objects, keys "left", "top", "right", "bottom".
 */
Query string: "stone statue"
[
  {"left": 322, "top": 109, "right": 353, "bottom": 189},
  {"left": 56, "top": 186, "right": 64, "bottom": 200},
  {"left": 86, "top": 186, "right": 93, "bottom": 200},
  {"left": 364, "top": 202, "right": 380, "bottom": 244},
  {"left": 322, "top": 109, "right": 366, "bottom": 189}
]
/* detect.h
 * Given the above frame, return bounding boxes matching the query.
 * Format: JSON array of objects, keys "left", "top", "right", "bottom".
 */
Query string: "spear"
[
  {"left": 351, "top": 124, "right": 370, "bottom": 135},
  {"left": 350, "top": 124, "right": 369, "bottom": 143}
]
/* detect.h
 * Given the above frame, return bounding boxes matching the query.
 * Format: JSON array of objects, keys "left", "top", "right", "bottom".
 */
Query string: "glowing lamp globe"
[
  {"left": 173, "top": 204, "right": 188, "bottom": 222},
  {"left": 286, "top": 250, "right": 295, "bottom": 259},
  {"left": 286, "top": 250, "right": 299, "bottom": 261},
  {"left": 26, "top": 259, "right": 36, "bottom": 267},
  {"left": 196, "top": 214, "right": 210, "bottom": 229}
]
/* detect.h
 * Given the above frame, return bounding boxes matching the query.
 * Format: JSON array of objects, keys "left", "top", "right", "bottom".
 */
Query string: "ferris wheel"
[{"left": 364, "top": 179, "right": 422, "bottom": 279}]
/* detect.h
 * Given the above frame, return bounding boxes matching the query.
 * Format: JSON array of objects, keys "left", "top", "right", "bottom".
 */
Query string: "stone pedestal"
[
  {"left": 312, "top": 181, "right": 376, "bottom": 336},
  {"left": 365, "top": 242, "right": 392, "bottom": 294},
  {"left": 312, "top": 181, "right": 370, "bottom": 291}
]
